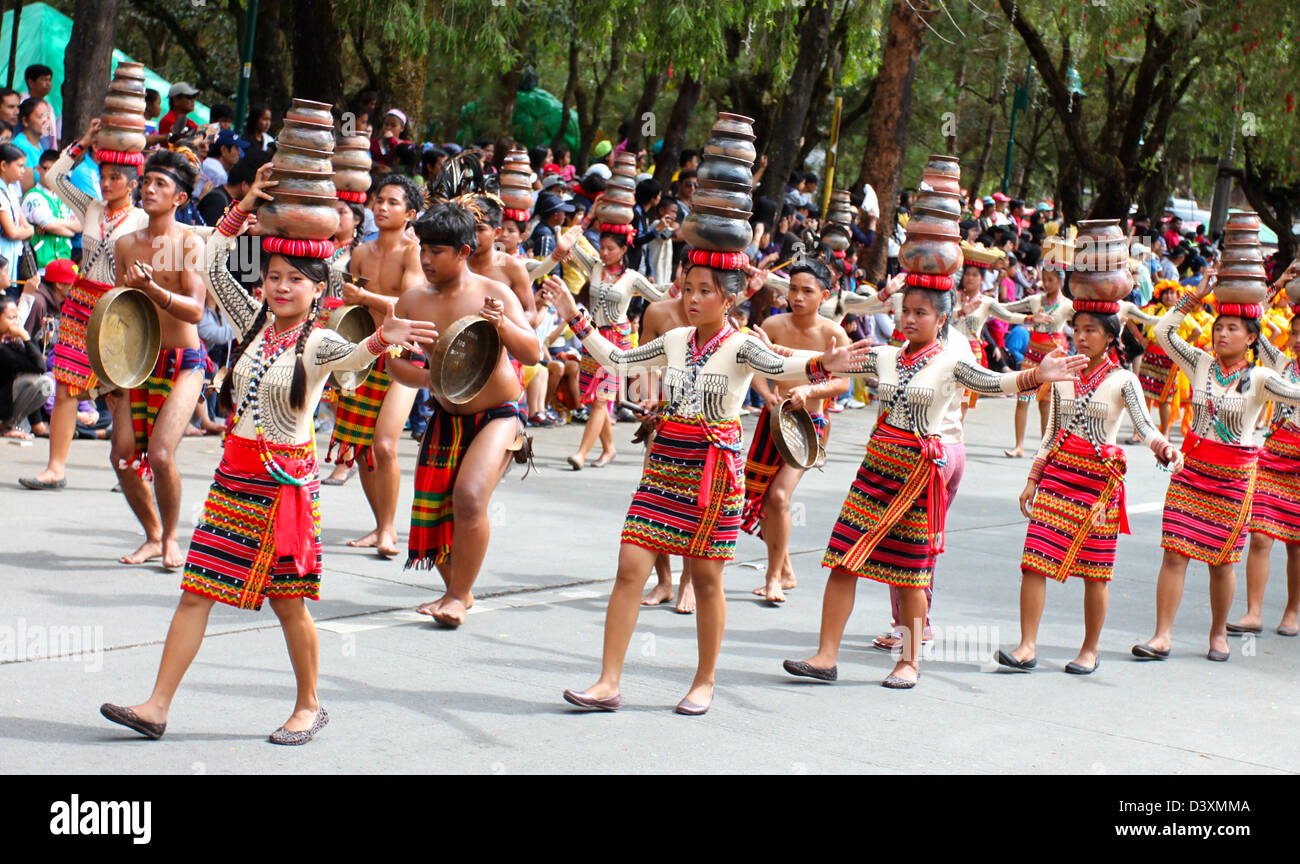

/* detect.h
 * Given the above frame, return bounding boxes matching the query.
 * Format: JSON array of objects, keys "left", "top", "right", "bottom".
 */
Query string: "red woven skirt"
[
  {"left": 1138, "top": 343, "right": 1177, "bottom": 404},
  {"left": 1250, "top": 424, "right": 1300, "bottom": 545},
  {"left": 1161, "top": 434, "right": 1259, "bottom": 565},
  {"left": 1021, "top": 434, "right": 1128, "bottom": 582},
  {"left": 578, "top": 320, "right": 631, "bottom": 405},
  {"left": 740, "top": 405, "right": 828, "bottom": 536},
  {"left": 52, "top": 276, "right": 111, "bottom": 395}
]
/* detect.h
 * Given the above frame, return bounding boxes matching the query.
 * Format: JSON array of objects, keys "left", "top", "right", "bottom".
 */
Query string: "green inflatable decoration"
[{"left": 459, "top": 85, "right": 579, "bottom": 152}]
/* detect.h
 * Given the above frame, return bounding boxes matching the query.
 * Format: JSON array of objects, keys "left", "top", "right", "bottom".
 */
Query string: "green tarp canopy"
[
  {"left": 459, "top": 86, "right": 577, "bottom": 152},
  {"left": 0, "top": 2, "right": 209, "bottom": 128}
]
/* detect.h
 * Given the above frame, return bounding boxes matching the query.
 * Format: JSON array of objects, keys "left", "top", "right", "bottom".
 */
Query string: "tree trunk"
[
  {"left": 759, "top": 0, "right": 834, "bottom": 204},
  {"left": 375, "top": 28, "right": 432, "bottom": 139},
  {"left": 652, "top": 72, "right": 703, "bottom": 185},
  {"left": 250, "top": 0, "right": 292, "bottom": 120},
  {"left": 967, "top": 112, "right": 995, "bottom": 209},
  {"left": 1055, "top": 144, "right": 1084, "bottom": 225},
  {"left": 551, "top": 37, "right": 581, "bottom": 150},
  {"left": 482, "top": 63, "right": 523, "bottom": 142},
  {"left": 625, "top": 67, "right": 666, "bottom": 156},
  {"left": 290, "top": 0, "right": 345, "bottom": 110},
  {"left": 62, "top": 0, "right": 122, "bottom": 145}
]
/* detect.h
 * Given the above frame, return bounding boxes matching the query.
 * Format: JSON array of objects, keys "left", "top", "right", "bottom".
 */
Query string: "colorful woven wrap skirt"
[
  {"left": 326, "top": 355, "right": 392, "bottom": 469},
  {"left": 406, "top": 401, "right": 526, "bottom": 569},
  {"left": 182, "top": 434, "right": 321, "bottom": 611},
  {"left": 1019, "top": 331, "right": 1066, "bottom": 402},
  {"left": 126, "top": 346, "right": 211, "bottom": 479},
  {"left": 823, "top": 422, "right": 949, "bottom": 588},
  {"left": 965, "top": 337, "right": 986, "bottom": 406},
  {"left": 578, "top": 320, "right": 631, "bottom": 405},
  {"left": 622, "top": 413, "right": 744, "bottom": 560},
  {"left": 1250, "top": 424, "right": 1300, "bottom": 545},
  {"left": 1021, "top": 434, "right": 1128, "bottom": 582},
  {"left": 1138, "top": 343, "right": 1177, "bottom": 404},
  {"left": 1161, "top": 434, "right": 1259, "bottom": 565},
  {"left": 52, "top": 276, "right": 112, "bottom": 395},
  {"left": 740, "top": 405, "right": 828, "bottom": 536}
]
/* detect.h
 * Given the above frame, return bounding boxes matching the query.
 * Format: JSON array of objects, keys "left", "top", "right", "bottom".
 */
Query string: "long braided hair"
[{"left": 218, "top": 254, "right": 329, "bottom": 414}]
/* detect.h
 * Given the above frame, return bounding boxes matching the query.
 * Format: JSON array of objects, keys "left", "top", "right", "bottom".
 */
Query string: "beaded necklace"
[
  {"left": 1062, "top": 356, "right": 1116, "bottom": 442},
  {"left": 1207, "top": 356, "right": 1250, "bottom": 442},
  {"left": 890, "top": 340, "right": 943, "bottom": 419},
  {"left": 674, "top": 323, "right": 735, "bottom": 418},
  {"left": 229, "top": 320, "right": 314, "bottom": 487},
  {"left": 596, "top": 263, "right": 626, "bottom": 324}
]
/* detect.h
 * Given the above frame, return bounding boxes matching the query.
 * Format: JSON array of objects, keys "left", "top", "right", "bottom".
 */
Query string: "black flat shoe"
[
  {"left": 19, "top": 476, "right": 65, "bottom": 490},
  {"left": 995, "top": 649, "right": 1036, "bottom": 670},
  {"left": 1206, "top": 649, "right": 1229, "bottom": 662},
  {"left": 881, "top": 673, "right": 918, "bottom": 689},
  {"left": 1131, "top": 643, "right": 1170, "bottom": 660},
  {"left": 1065, "top": 660, "right": 1099, "bottom": 675},
  {"left": 782, "top": 659, "right": 837, "bottom": 681},
  {"left": 1226, "top": 622, "right": 1262, "bottom": 635},
  {"left": 100, "top": 703, "right": 165, "bottom": 740},
  {"left": 269, "top": 707, "right": 329, "bottom": 745}
]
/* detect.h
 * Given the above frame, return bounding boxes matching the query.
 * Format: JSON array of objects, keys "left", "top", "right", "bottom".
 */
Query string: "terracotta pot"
[
  {"left": 712, "top": 112, "right": 756, "bottom": 140},
  {"left": 606, "top": 175, "right": 636, "bottom": 193},
  {"left": 1070, "top": 268, "right": 1133, "bottom": 302},
  {"left": 697, "top": 155, "right": 753, "bottom": 186},
  {"left": 903, "top": 212, "right": 960, "bottom": 241},
  {"left": 95, "top": 128, "right": 147, "bottom": 153},
  {"left": 693, "top": 185, "right": 753, "bottom": 213},
  {"left": 259, "top": 199, "right": 341, "bottom": 239},
  {"left": 499, "top": 169, "right": 532, "bottom": 188},
  {"left": 285, "top": 98, "right": 334, "bottom": 127},
  {"left": 273, "top": 145, "right": 335, "bottom": 173},
  {"left": 922, "top": 155, "right": 961, "bottom": 194},
  {"left": 108, "top": 81, "right": 147, "bottom": 99},
  {"left": 681, "top": 207, "right": 753, "bottom": 252},
  {"left": 912, "top": 189, "right": 962, "bottom": 220},
  {"left": 500, "top": 187, "right": 534, "bottom": 211},
  {"left": 1215, "top": 280, "right": 1269, "bottom": 307},
  {"left": 1224, "top": 210, "right": 1262, "bottom": 233},
  {"left": 101, "top": 111, "right": 147, "bottom": 131},
  {"left": 278, "top": 123, "right": 336, "bottom": 152},
  {"left": 337, "top": 135, "right": 369, "bottom": 151},
  {"left": 269, "top": 169, "right": 337, "bottom": 198},
  {"left": 898, "top": 237, "right": 962, "bottom": 275},
  {"left": 601, "top": 187, "right": 636, "bottom": 207},
  {"left": 103, "top": 92, "right": 146, "bottom": 114},
  {"left": 1286, "top": 278, "right": 1300, "bottom": 308},
  {"left": 593, "top": 200, "right": 635, "bottom": 225},
  {"left": 331, "top": 148, "right": 371, "bottom": 172},
  {"left": 823, "top": 226, "right": 851, "bottom": 252},
  {"left": 114, "top": 61, "right": 146, "bottom": 80},
  {"left": 333, "top": 169, "right": 371, "bottom": 194},
  {"left": 1076, "top": 219, "right": 1125, "bottom": 242},
  {"left": 704, "top": 135, "right": 757, "bottom": 163}
]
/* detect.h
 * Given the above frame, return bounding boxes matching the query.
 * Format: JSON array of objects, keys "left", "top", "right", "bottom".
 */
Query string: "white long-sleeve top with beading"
[
  {"left": 579, "top": 325, "right": 821, "bottom": 422},
  {"left": 952, "top": 292, "right": 1030, "bottom": 339},
  {"left": 201, "top": 226, "right": 387, "bottom": 443},
  {"left": 45, "top": 151, "right": 148, "bottom": 285},
  {"left": 1155, "top": 304, "right": 1300, "bottom": 446},
  {"left": 1000, "top": 292, "right": 1072, "bottom": 333},
  {"left": 1028, "top": 368, "right": 1164, "bottom": 482},
  {"left": 1117, "top": 300, "right": 1159, "bottom": 329},
  {"left": 531, "top": 236, "right": 670, "bottom": 327}
]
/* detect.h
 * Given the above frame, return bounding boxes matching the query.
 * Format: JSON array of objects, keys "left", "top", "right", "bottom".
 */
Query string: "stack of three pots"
[
  {"left": 1216, "top": 211, "right": 1270, "bottom": 319},
  {"left": 593, "top": 151, "right": 639, "bottom": 238},
  {"left": 898, "top": 155, "right": 963, "bottom": 288},
  {"left": 680, "top": 112, "right": 757, "bottom": 269},
  {"left": 823, "top": 190, "right": 856, "bottom": 253}
]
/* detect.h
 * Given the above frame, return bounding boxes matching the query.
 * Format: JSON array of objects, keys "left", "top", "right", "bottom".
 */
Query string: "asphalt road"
[{"left": 2, "top": 396, "right": 1297, "bottom": 774}]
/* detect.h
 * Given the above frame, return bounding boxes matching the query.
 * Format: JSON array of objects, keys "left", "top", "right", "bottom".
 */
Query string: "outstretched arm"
[
  {"left": 1153, "top": 295, "right": 1208, "bottom": 377},
  {"left": 735, "top": 335, "right": 828, "bottom": 382},
  {"left": 953, "top": 359, "right": 1044, "bottom": 396},
  {"left": 989, "top": 296, "right": 1031, "bottom": 325}
]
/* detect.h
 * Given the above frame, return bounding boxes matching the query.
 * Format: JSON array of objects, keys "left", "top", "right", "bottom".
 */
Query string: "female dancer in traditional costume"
[
  {"left": 540, "top": 259, "right": 866, "bottom": 715},
  {"left": 1003, "top": 262, "right": 1074, "bottom": 457},
  {"left": 1134, "top": 269, "right": 1300, "bottom": 662},
  {"left": 998, "top": 304, "right": 1181, "bottom": 675},
  {"left": 1231, "top": 260, "right": 1300, "bottom": 637},
  {"left": 99, "top": 166, "right": 437, "bottom": 743},
  {"left": 783, "top": 283, "right": 1087, "bottom": 688}
]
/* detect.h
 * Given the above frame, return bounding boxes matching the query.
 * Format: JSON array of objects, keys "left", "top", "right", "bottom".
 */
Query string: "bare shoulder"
[
  {"left": 394, "top": 284, "right": 436, "bottom": 317},
  {"left": 758, "top": 313, "right": 792, "bottom": 337},
  {"left": 820, "top": 317, "right": 851, "bottom": 343}
]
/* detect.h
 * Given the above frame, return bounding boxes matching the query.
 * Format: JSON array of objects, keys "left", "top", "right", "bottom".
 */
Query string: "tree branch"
[{"left": 128, "top": 0, "right": 223, "bottom": 93}]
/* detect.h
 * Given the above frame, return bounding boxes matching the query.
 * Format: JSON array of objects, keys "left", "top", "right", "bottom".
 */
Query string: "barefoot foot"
[
  {"left": 375, "top": 531, "right": 400, "bottom": 559},
  {"left": 675, "top": 581, "right": 696, "bottom": 614},
  {"left": 120, "top": 539, "right": 163, "bottom": 566},
  {"left": 642, "top": 583, "right": 674, "bottom": 606},
  {"left": 161, "top": 538, "right": 185, "bottom": 570},
  {"left": 432, "top": 598, "right": 469, "bottom": 628},
  {"left": 347, "top": 529, "right": 380, "bottom": 549},
  {"left": 753, "top": 577, "right": 786, "bottom": 603}
]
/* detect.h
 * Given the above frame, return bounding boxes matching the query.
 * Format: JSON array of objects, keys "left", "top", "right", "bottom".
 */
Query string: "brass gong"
[
  {"left": 320, "top": 303, "right": 377, "bottom": 391},
  {"left": 769, "top": 399, "right": 821, "bottom": 470},
  {"left": 430, "top": 315, "right": 500, "bottom": 405},
  {"left": 85, "top": 287, "right": 162, "bottom": 390}
]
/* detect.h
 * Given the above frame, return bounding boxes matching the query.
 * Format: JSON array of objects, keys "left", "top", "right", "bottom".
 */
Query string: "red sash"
[{"left": 222, "top": 434, "right": 318, "bottom": 578}]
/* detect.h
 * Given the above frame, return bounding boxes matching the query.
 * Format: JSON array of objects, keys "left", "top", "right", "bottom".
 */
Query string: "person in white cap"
[
  {"left": 371, "top": 108, "right": 410, "bottom": 169},
  {"left": 159, "top": 83, "right": 200, "bottom": 139}
]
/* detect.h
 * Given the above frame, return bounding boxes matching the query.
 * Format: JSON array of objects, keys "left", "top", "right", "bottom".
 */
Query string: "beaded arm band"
[
  {"left": 216, "top": 201, "right": 250, "bottom": 238},
  {"left": 567, "top": 306, "right": 594, "bottom": 340},
  {"left": 1013, "top": 367, "right": 1041, "bottom": 393},
  {"left": 1028, "top": 456, "right": 1048, "bottom": 484},
  {"left": 1173, "top": 293, "right": 1201, "bottom": 314},
  {"left": 805, "top": 357, "right": 832, "bottom": 385},
  {"left": 363, "top": 326, "right": 391, "bottom": 356}
]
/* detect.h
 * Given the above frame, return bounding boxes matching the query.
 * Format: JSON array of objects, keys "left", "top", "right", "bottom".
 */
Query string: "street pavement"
[{"left": 2, "top": 396, "right": 1298, "bottom": 774}]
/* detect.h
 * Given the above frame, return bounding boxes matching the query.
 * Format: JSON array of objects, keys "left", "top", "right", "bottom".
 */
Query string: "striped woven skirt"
[
  {"left": 1021, "top": 434, "right": 1128, "bottom": 582},
  {"left": 1249, "top": 424, "right": 1300, "bottom": 545},
  {"left": 1138, "top": 344, "right": 1177, "bottom": 403},
  {"left": 181, "top": 435, "right": 321, "bottom": 611},
  {"left": 127, "top": 346, "right": 210, "bottom": 479},
  {"left": 52, "top": 276, "right": 111, "bottom": 395},
  {"left": 578, "top": 320, "right": 631, "bottom": 405},
  {"left": 406, "top": 401, "right": 526, "bottom": 570},
  {"left": 822, "top": 423, "right": 949, "bottom": 588},
  {"left": 1161, "top": 434, "right": 1259, "bottom": 565},
  {"left": 965, "top": 337, "right": 986, "bottom": 406},
  {"left": 740, "top": 405, "right": 828, "bottom": 536},
  {"left": 326, "top": 355, "right": 391, "bottom": 469},
  {"left": 622, "top": 414, "right": 744, "bottom": 560},
  {"left": 1019, "top": 331, "right": 1065, "bottom": 402}
]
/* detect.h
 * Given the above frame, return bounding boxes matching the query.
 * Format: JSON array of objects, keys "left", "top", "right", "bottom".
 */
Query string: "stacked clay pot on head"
[
  {"left": 898, "top": 155, "right": 962, "bottom": 277},
  {"left": 681, "top": 112, "right": 756, "bottom": 254},
  {"left": 593, "top": 151, "right": 638, "bottom": 227},
  {"left": 1216, "top": 210, "right": 1269, "bottom": 312},
  {"left": 332, "top": 135, "right": 372, "bottom": 202},
  {"left": 260, "top": 99, "right": 341, "bottom": 242},
  {"left": 498, "top": 148, "right": 534, "bottom": 214},
  {"left": 98, "top": 62, "right": 148, "bottom": 155},
  {"left": 823, "top": 189, "right": 855, "bottom": 252},
  {"left": 1070, "top": 220, "right": 1131, "bottom": 309}
]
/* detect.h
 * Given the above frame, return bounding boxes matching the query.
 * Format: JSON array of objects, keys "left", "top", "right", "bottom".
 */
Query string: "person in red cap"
[{"left": 990, "top": 192, "right": 1012, "bottom": 227}]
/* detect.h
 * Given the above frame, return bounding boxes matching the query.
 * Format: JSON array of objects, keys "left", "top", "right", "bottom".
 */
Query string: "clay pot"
[
  {"left": 681, "top": 205, "right": 753, "bottom": 252},
  {"left": 922, "top": 155, "right": 961, "bottom": 194},
  {"left": 333, "top": 169, "right": 371, "bottom": 194},
  {"left": 697, "top": 155, "right": 753, "bottom": 186},
  {"left": 704, "top": 135, "right": 757, "bottom": 163},
  {"left": 103, "top": 92, "right": 146, "bottom": 114},
  {"left": 258, "top": 199, "right": 341, "bottom": 239},
  {"left": 284, "top": 98, "right": 334, "bottom": 127},
  {"left": 1224, "top": 210, "right": 1262, "bottom": 233},
  {"left": 278, "top": 122, "right": 336, "bottom": 152},
  {"left": 108, "top": 62, "right": 147, "bottom": 96},
  {"left": 95, "top": 128, "right": 147, "bottom": 153},
  {"left": 711, "top": 112, "right": 756, "bottom": 140},
  {"left": 822, "top": 226, "right": 851, "bottom": 252},
  {"left": 499, "top": 170, "right": 532, "bottom": 189},
  {"left": 271, "top": 169, "right": 337, "bottom": 199},
  {"left": 601, "top": 186, "right": 636, "bottom": 207},
  {"left": 898, "top": 237, "right": 962, "bottom": 276},
  {"left": 693, "top": 183, "right": 753, "bottom": 213},
  {"left": 912, "top": 189, "right": 962, "bottom": 221},
  {"left": 499, "top": 187, "right": 534, "bottom": 211},
  {"left": 1286, "top": 278, "right": 1300, "bottom": 308},
  {"left": 332, "top": 147, "right": 372, "bottom": 172},
  {"left": 902, "top": 211, "right": 960, "bottom": 241},
  {"left": 1214, "top": 213, "right": 1268, "bottom": 306},
  {"left": 273, "top": 145, "right": 335, "bottom": 173},
  {"left": 593, "top": 200, "right": 635, "bottom": 225},
  {"left": 1070, "top": 268, "right": 1134, "bottom": 303},
  {"left": 101, "top": 111, "right": 146, "bottom": 131},
  {"left": 337, "top": 135, "right": 369, "bottom": 151},
  {"left": 1071, "top": 219, "right": 1127, "bottom": 275}
]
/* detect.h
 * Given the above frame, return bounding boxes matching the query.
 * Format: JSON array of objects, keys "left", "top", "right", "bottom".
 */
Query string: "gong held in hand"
[
  {"left": 770, "top": 398, "right": 822, "bottom": 470},
  {"left": 86, "top": 287, "right": 162, "bottom": 390},
  {"left": 430, "top": 315, "right": 500, "bottom": 405}
]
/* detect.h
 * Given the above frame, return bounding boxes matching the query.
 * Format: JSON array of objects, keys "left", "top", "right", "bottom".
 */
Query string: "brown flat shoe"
[
  {"left": 881, "top": 673, "right": 919, "bottom": 689},
  {"left": 674, "top": 697, "right": 710, "bottom": 716},
  {"left": 100, "top": 703, "right": 165, "bottom": 740},
  {"left": 1276, "top": 624, "right": 1299, "bottom": 637},
  {"left": 562, "top": 689, "right": 621, "bottom": 711}
]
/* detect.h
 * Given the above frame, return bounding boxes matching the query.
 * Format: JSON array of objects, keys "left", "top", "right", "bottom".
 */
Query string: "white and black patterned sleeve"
[
  {"left": 1153, "top": 302, "right": 1206, "bottom": 377},
  {"left": 1121, "top": 374, "right": 1162, "bottom": 442},
  {"left": 627, "top": 270, "right": 670, "bottom": 303},
  {"left": 202, "top": 232, "right": 259, "bottom": 339},
  {"left": 735, "top": 335, "right": 824, "bottom": 382},
  {"left": 581, "top": 328, "right": 669, "bottom": 374},
  {"left": 989, "top": 297, "right": 1030, "bottom": 325},
  {"left": 45, "top": 151, "right": 95, "bottom": 221},
  {"left": 1255, "top": 330, "right": 1287, "bottom": 373},
  {"left": 1262, "top": 369, "right": 1300, "bottom": 408},
  {"left": 309, "top": 329, "right": 385, "bottom": 375},
  {"left": 954, "top": 360, "right": 1038, "bottom": 395}
]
